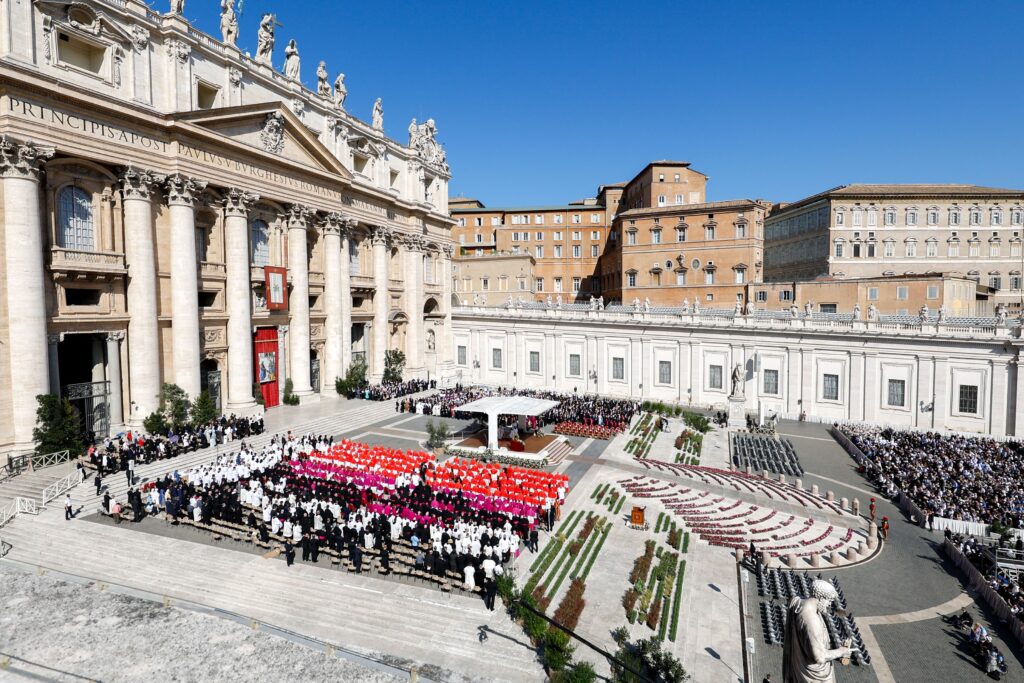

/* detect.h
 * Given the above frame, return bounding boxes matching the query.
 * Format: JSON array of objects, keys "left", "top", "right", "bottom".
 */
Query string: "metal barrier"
[
  {"left": 0, "top": 497, "right": 39, "bottom": 530},
  {"left": 42, "top": 471, "right": 80, "bottom": 505},
  {"left": 943, "top": 539, "right": 1024, "bottom": 647}
]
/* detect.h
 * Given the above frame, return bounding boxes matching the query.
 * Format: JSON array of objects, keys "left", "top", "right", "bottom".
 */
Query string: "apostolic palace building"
[{"left": 0, "top": 0, "right": 456, "bottom": 453}]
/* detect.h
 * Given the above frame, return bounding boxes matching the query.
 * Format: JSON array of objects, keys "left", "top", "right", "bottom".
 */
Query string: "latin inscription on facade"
[
  {"left": 177, "top": 143, "right": 340, "bottom": 201},
  {"left": 7, "top": 97, "right": 169, "bottom": 152}
]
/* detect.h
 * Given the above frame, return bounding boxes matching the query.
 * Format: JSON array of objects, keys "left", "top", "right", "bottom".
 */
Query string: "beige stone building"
[
  {"left": 747, "top": 274, "right": 991, "bottom": 317},
  {"left": 764, "top": 184, "right": 1024, "bottom": 310},
  {"left": 451, "top": 252, "right": 535, "bottom": 306},
  {"left": 0, "top": 0, "right": 455, "bottom": 453}
]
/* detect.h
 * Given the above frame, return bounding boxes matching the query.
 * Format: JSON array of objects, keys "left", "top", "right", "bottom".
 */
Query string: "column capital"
[
  {"left": 0, "top": 136, "right": 55, "bottom": 181},
  {"left": 106, "top": 331, "right": 126, "bottom": 343},
  {"left": 120, "top": 164, "right": 165, "bottom": 201},
  {"left": 165, "top": 173, "right": 208, "bottom": 207},
  {"left": 402, "top": 234, "right": 427, "bottom": 253},
  {"left": 441, "top": 243, "right": 455, "bottom": 258},
  {"left": 286, "top": 204, "right": 314, "bottom": 228},
  {"left": 224, "top": 187, "right": 260, "bottom": 217},
  {"left": 277, "top": 324, "right": 289, "bottom": 335},
  {"left": 317, "top": 212, "right": 346, "bottom": 237},
  {"left": 47, "top": 332, "right": 64, "bottom": 345},
  {"left": 370, "top": 224, "right": 393, "bottom": 247}
]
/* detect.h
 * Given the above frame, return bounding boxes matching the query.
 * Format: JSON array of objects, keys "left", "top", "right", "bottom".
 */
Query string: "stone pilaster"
[
  {"left": 224, "top": 188, "right": 261, "bottom": 413},
  {"left": 120, "top": 165, "right": 165, "bottom": 424},
  {"left": 402, "top": 234, "right": 426, "bottom": 378},
  {"left": 340, "top": 219, "right": 356, "bottom": 375},
  {"left": 370, "top": 225, "right": 392, "bottom": 383},
  {"left": 165, "top": 173, "right": 207, "bottom": 398},
  {"left": 287, "top": 205, "right": 314, "bottom": 397},
  {"left": 440, "top": 243, "right": 455, "bottom": 381},
  {"left": 1, "top": 136, "right": 55, "bottom": 451}
]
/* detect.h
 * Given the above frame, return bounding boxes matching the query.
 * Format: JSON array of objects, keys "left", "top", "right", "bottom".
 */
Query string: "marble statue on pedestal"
[
  {"left": 556, "top": 294, "right": 563, "bottom": 309},
  {"left": 169, "top": 0, "right": 184, "bottom": 14},
  {"left": 790, "top": 303, "right": 800, "bottom": 318},
  {"left": 255, "top": 13, "right": 275, "bottom": 65},
  {"left": 643, "top": 297, "right": 651, "bottom": 313},
  {"left": 317, "top": 61, "right": 330, "bottom": 96},
  {"left": 783, "top": 580, "right": 853, "bottom": 683},
  {"left": 681, "top": 298, "right": 690, "bottom": 313},
  {"left": 937, "top": 306, "right": 946, "bottom": 324},
  {"left": 334, "top": 74, "right": 347, "bottom": 109},
  {"left": 545, "top": 294, "right": 553, "bottom": 309},
  {"left": 852, "top": 303, "right": 861, "bottom": 320},
  {"left": 220, "top": 0, "right": 238, "bottom": 46},
  {"left": 867, "top": 303, "right": 878, "bottom": 321},
  {"left": 805, "top": 301, "right": 813, "bottom": 316},
  {"left": 632, "top": 297, "right": 641, "bottom": 312},
  {"left": 283, "top": 40, "right": 301, "bottom": 80},
  {"left": 372, "top": 98, "right": 384, "bottom": 131},
  {"left": 597, "top": 296, "right": 604, "bottom": 311},
  {"left": 919, "top": 303, "right": 929, "bottom": 320},
  {"left": 734, "top": 300, "right": 743, "bottom": 315},
  {"left": 730, "top": 363, "right": 744, "bottom": 397},
  {"left": 997, "top": 303, "right": 1008, "bottom": 325},
  {"left": 745, "top": 301, "right": 756, "bottom": 315}
]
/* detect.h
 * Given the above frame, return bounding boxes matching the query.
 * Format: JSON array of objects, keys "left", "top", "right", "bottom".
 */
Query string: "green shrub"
[
  {"left": 252, "top": 382, "right": 264, "bottom": 405},
  {"left": 542, "top": 628, "right": 574, "bottom": 672},
  {"left": 282, "top": 378, "right": 300, "bottom": 405},
  {"left": 32, "top": 394, "right": 84, "bottom": 456},
  {"left": 142, "top": 410, "right": 167, "bottom": 436},
  {"left": 552, "top": 661, "right": 596, "bottom": 683},
  {"left": 383, "top": 349, "right": 405, "bottom": 384},
  {"left": 159, "top": 383, "right": 190, "bottom": 427},
  {"left": 425, "top": 419, "right": 450, "bottom": 449},
  {"left": 190, "top": 391, "right": 218, "bottom": 427}
]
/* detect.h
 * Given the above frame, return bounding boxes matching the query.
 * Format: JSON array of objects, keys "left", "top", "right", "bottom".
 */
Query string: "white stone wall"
[{"left": 452, "top": 306, "right": 1024, "bottom": 437}]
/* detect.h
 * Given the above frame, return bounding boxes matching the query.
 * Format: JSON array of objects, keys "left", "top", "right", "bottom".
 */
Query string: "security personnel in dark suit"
[{"left": 284, "top": 541, "right": 295, "bottom": 567}]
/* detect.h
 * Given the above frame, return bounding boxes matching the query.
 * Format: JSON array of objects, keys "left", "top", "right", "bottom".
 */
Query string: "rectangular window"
[
  {"left": 652, "top": 230, "right": 662, "bottom": 244},
  {"left": 926, "top": 241, "right": 937, "bottom": 257},
  {"left": 896, "top": 286, "right": 908, "bottom": 300},
  {"left": 658, "top": 361, "right": 672, "bottom": 384},
  {"left": 591, "top": 245, "right": 599, "bottom": 257},
  {"left": 529, "top": 351, "right": 540, "bottom": 373},
  {"left": 819, "top": 303, "right": 837, "bottom": 313},
  {"left": 709, "top": 365, "right": 723, "bottom": 390},
  {"left": 780, "top": 291, "right": 793, "bottom": 301},
  {"left": 481, "top": 277, "right": 489, "bottom": 290},
  {"left": 572, "top": 231, "right": 582, "bottom": 240},
  {"left": 554, "top": 277, "right": 562, "bottom": 292},
  {"left": 735, "top": 269, "right": 746, "bottom": 284},
  {"left": 612, "top": 357, "right": 625, "bottom": 380},
  {"left": 948, "top": 242, "right": 960, "bottom": 257},
  {"left": 554, "top": 246, "right": 563, "bottom": 258},
  {"left": 675, "top": 194, "right": 684, "bottom": 205},
  {"left": 928, "top": 211, "right": 939, "bottom": 226},
  {"left": 990, "top": 276, "right": 1002, "bottom": 291},
  {"left": 535, "top": 278, "right": 544, "bottom": 292},
  {"left": 822, "top": 373, "right": 840, "bottom": 401},
  {"left": 907, "top": 211, "right": 918, "bottom": 226},
  {"left": 572, "top": 277, "right": 581, "bottom": 292},
  {"left": 553, "top": 231, "right": 563, "bottom": 241},
  {"left": 676, "top": 271, "right": 686, "bottom": 285},
  {"left": 836, "top": 212, "right": 845, "bottom": 226},
  {"left": 1012, "top": 275, "right": 1023, "bottom": 290},
  {"left": 657, "top": 195, "right": 666, "bottom": 207},
  {"left": 926, "top": 285, "right": 939, "bottom": 299},
  {"left": 569, "top": 353, "right": 581, "bottom": 377},
  {"left": 958, "top": 384, "right": 979, "bottom": 414},
  {"left": 868, "top": 287, "right": 879, "bottom": 301},
  {"left": 536, "top": 245, "right": 544, "bottom": 258},
  {"left": 457, "top": 345, "right": 467, "bottom": 366},
  {"left": 474, "top": 217, "right": 483, "bottom": 227},
  {"left": 491, "top": 348, "right": 503, "bottom": 369},
  {"left": 867, "top": 210, "right": 878, "bottom": 227},
  {"left": 736, "top": 223, "right": 747, "bottom": 238},
  {"left": 835, "top": 242, "right": 844, "bottom": 258},
  {"left": 887, "top": 379, "right": 906, "bottom": 407},
  {"left": 884, "top": 241, "right": 895, "bottom": 258},
  {"left": 536, "top": 231, "right": 543, "bottom": 241},
  {"left": 572, "top": 214, "right": 581, "bottom": 224},
  {"left": 756, "top": 291, "right": 767, "bottom": 302},
  {"left": 627, "top": 232, "right": 637, "bottom": 245},
  {"left": 705, "top": 226, "right": 716, "bottom": 240},
  {"left": 491, "top": 217, "right": 500, "bottom": 226},
  {"left": 763, "top": 369, "right": 779, "bottom": 395},
  {"left": 627, "top": 272, "right": 637, "bottom": 287},
  {"left": 572, "top": 245, "right": 581, "bottom": 258},
  {"left": 591, "top": 213, "right": 600, "bottom": 224},
  {"left": 905, "top": 241, "right": 916, "bottom": 257},
  {"left": 704, "top": 270, "right": 714, "bottom": 285},
  {"left": 535, "top": 214, "right": 544, "bottom": 225}
]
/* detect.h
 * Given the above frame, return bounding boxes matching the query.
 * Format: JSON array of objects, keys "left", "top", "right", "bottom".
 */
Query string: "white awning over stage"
[
  {"left": 455, "top": 396, "right": 560, "bottom": 449},
  {"left": 456, "top": 396, "right": 560, "bottom": 417}
]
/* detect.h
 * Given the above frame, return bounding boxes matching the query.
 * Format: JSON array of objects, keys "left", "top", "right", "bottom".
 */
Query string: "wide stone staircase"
[{"left": 0, "top": 461, "right": 77, "bottom": 510}]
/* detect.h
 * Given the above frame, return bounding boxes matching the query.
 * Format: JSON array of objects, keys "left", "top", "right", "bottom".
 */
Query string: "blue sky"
[{"left": 182, "top": 1, "right": 1024, "bottom": 206}]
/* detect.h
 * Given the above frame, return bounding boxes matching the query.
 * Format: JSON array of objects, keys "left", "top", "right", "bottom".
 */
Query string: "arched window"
[
  {"left": 57, "top": 186, "right": 95, "bottom": 251},
  {"left": 250, "top": 219, "right": 270, "bottom": 266}
]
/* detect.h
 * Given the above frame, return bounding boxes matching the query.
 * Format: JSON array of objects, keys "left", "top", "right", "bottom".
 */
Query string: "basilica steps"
[
  {"left": 0, "top": 461, "right": 77, "bottom": 509},
  {"left": 0, "top": 509, "right": 543, "bottom": 682}
]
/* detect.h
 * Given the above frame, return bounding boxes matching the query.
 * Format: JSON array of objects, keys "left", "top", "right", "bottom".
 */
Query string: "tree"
[
  {"left": 425, "top": 419, "right": 450, "bottom": 449},
  {"left": 282, "top": 378, "right": 300, "bottom": 405},
  {"left": 190, "top": 391, "right": 218, "bottom": 427},
  {"left": 32, "top": 394, "right": 83, "bottom": 457},
  {"left": 383, "top": 349, "right": 406, "bottom": 384},
  {"left": 143, "top": 411, "right": 168, "bottom": 435},
  {"left": 159, "top": 383, "right": 190, "bottom": 428},
  {"left": 335, "top": 358, "right": 368, "bottom": 395}
]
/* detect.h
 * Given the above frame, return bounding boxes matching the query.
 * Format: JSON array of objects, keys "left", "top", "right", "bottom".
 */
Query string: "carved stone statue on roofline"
[
  {"left": 316, "top": 61, "right": 330, "bottom": 96},
  {"left": 372, "top": 98, "right": 384, "bottom": 131},
  {"left": 255, "top": 13, "right": 275, "bottom": 65},
  {"left": 220, "top": 0, "right": 238, "bottom": 46},
  {"left": 169, "top": 0, "right": 184, "bottom": 15},
  {"left": 334, "top": 74, "right": 347, "bottom": 109},
  {"left": 783, "top": 579, "right": 853, "bottom": 683},
  {"left": 283, "top": 39, "right": 300, "bottom": 80},
  {"left": 730, "top": 363, "right": 744, "bottom": 398}
]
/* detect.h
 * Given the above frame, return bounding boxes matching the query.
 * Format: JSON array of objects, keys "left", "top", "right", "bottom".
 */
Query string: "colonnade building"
[{"left": 0, "top": 0, "right": 455, "bottom": 453}]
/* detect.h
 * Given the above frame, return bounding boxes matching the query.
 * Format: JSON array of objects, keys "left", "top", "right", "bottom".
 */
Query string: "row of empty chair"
[{"left": 731, "top": 433, "right": 804, "bottom": 477}]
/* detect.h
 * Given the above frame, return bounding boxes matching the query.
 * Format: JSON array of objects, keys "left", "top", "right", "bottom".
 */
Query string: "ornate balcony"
[{"left": 49, "top": 247, "right": 126, "bottom": 280}]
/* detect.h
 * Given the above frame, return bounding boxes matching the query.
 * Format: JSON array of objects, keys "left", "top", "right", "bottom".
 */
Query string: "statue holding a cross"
[{"left": 255, "top": 12, "right": 279, "bottom": 65}]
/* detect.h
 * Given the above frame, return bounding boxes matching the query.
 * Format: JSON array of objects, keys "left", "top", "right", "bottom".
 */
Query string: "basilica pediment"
[{"left": 176, "top": 103, "right": 351, "bottom": 181}]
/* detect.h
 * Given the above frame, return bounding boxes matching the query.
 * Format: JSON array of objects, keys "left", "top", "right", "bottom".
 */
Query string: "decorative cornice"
[
  {"left": 0, "top": 136, "right": 55, "bottom": 181},
  {"left": 223, "top": 187, "right": 260, "bottom": 217},
  {"left": 165, "top": 173, "right": 207, "bottom": 207},
  {"left": 119, "top": 165, "right": 165, "bottom": 201}
]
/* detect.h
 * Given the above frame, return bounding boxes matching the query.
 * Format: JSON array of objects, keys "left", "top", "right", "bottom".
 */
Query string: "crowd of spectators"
[
  {"left": 840, "top": 425, "right": 1024, "bottom": 527},
  {"left": 954, "top": 534, "right": 1024, "bottom": 626},
  {"left": 399, "top": 384, "right": 639, "bottom": 433},
  {"left": 111, "top": 433, "right": 567, "bottom": 606},
  {"left": 84, "top": 415, "right": 264, "bottom": 479},
  {"left": 354, "top": 379, "right": 435, "bottom": 401}
]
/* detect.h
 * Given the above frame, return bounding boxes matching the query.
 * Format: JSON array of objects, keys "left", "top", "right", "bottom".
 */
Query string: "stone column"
[
  {"left": 319, "top": 213, "right": 344, "bottom": 393},
  {"left": 370, "top": 226, "right": 392, "bottom": 382},
  {"left": 0, "top": 138, "right": 54, "bottom": 451},
  {"left": 47, "top": 334, "right": 63, "bottom": 396},
  {"left": 287, "top": 205, "right": 314, "bottom": 397},
  {"left": 224, "top": 188, "right": 260, "bottom": 413},
  {"left": 277, "top": 324, "right": 289, "bottom": 404},
  {"left": 165, "top": 174, "right": 207, "bottom": 398},
  {"left": 340, "top": 220, "right": 356, "bottom": 374},
  {"left": 106, "top": 332, "right": 125, "bottom": 432},
  {"left": 121, "top": 166, "right": 165, "bottom": 424},
  {"left": 403, "top": 235, "right": 425, "bottom": 379}
]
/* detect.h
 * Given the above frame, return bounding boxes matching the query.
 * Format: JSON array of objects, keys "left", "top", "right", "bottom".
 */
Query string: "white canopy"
[
  {"left": 456, "top": 396, "right": 560, "bottom": 449},
  {"left": 456, "top": 396, "right": 560, "bottom": 417}
]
